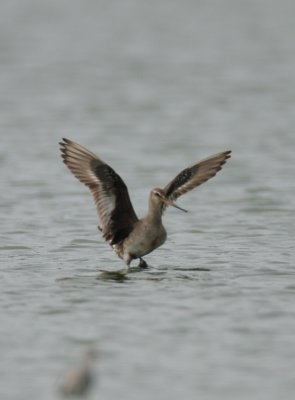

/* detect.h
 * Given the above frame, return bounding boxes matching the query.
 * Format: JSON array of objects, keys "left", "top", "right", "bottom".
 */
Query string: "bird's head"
[{"left": 151, "top": 188, "right": 187, "bottom": 212}]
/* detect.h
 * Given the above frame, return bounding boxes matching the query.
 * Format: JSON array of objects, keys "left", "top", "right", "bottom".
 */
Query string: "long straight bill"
[{"left": 162, "top": 198, "right": 188, "bottom": 213}]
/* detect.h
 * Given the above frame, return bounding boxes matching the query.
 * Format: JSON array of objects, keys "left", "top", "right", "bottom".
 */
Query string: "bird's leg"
[
  {"left": 121, "top": 266, "right": 129, "bottom": 275},
  {"left": 138, "top": 258, "right": 148, "bottom": 269},
  {"left": 120, "top": 255, "right": 132, "bottom": 275}
]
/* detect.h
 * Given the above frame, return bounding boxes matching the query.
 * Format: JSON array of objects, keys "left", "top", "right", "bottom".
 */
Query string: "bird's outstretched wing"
[
  {"left": 162, "top": 150, "right": 231, "bottom": 212},
  {"left": 60, "top": 138, "right": 138, "bottom": 245}
]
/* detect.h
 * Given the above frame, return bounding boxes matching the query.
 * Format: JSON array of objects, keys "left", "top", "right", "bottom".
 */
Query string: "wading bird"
[{"left": 60, "top": 138, "right": 231, "bottom": 274}]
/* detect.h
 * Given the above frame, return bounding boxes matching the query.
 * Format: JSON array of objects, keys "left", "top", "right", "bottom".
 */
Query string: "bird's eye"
[{"left": 154, "top": 192, "right": 160, "bottom": 197}]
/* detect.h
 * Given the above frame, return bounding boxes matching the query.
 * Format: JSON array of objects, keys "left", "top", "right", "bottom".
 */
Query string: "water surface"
[{"left": 1, "top": 1, "right": 295, "bottom": 399}]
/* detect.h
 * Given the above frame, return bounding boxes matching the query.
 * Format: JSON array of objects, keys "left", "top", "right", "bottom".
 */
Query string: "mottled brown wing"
[
  {"left": 162, "top": 150, "right": 231, "bottom": 211},
  {"left": 59, "top": 138, "right": 138, "bottom": 245}
]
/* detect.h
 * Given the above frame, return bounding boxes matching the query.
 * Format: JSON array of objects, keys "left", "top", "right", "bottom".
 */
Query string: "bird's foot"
[{"left": 138, "top": 258, "right": 149, "bottom": 269}]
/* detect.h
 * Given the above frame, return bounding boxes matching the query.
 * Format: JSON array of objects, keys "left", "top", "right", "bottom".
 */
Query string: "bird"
[
  {"left": 59, "top": 349, "right": 97, "bottom": 396},
  {"left": 59, "top": 138, "right": 231, "bottom": 274}
]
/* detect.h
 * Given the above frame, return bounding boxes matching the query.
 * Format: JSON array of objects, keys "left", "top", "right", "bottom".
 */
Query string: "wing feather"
[
  {"left": 59, "top": 138, "right": 138, "bottom": 245},
  {"left": 162, "top": 150, "right": 231, "bottom": 211}
]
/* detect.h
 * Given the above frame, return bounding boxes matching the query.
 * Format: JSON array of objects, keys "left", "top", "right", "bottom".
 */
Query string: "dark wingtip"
[
  {"left": 59, "top": 139, "right": 70, "bottom": 160},
  {"left": 59, "top": 138, "right": 71, "bottom": 147},
  {"left": 220, "top": 150, "right": 232, "bottom": 162}
]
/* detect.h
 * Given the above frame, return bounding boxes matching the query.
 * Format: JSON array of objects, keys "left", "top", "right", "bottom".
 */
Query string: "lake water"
[{"left": 1, "top": 1, "right": 295, "bottom": 399}]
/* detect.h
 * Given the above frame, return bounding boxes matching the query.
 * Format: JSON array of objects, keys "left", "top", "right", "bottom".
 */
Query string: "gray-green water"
[{"left": 1, "top": 1, "right": 295, "bottom": 399}]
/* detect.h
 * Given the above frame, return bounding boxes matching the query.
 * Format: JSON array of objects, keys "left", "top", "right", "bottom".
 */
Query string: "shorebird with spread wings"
[{"left": 60, "top": 138, "right": 231, "bottom": 274}]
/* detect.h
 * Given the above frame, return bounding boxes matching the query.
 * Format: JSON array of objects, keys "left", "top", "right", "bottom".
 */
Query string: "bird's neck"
[{"left": 146, "top": 198, "right": 163, "bottom": 223}]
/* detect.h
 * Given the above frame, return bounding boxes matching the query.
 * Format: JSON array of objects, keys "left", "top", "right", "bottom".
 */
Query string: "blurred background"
[{"left": 1, "top": 0, "right": 294, "bottom": 399}]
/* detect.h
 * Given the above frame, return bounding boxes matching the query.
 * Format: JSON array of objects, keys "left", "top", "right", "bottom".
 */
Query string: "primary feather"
[
  {"left": 59, "top": 138, "right": 138, "bottom": 245},
  {"left": 162, "top": 150, "right": 231, "bottom": 212}
]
